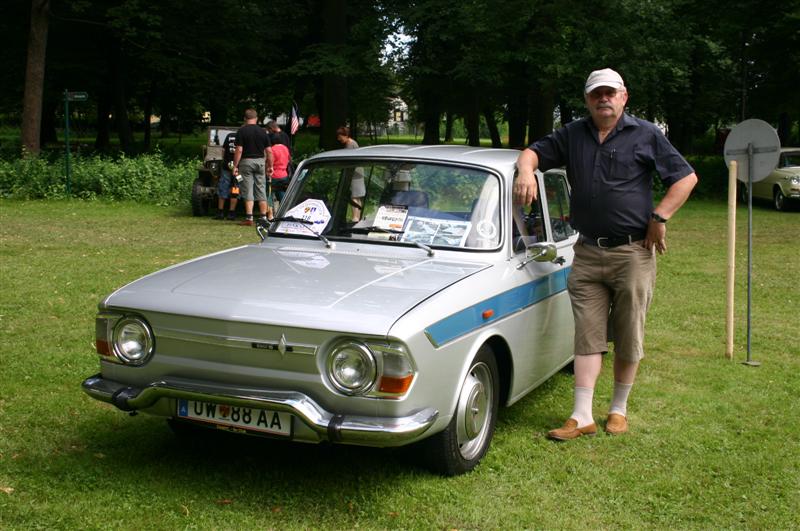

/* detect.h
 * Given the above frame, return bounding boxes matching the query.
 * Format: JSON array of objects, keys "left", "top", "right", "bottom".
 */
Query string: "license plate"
[{"left": 177, "top": 399, "right": 292, "bottom": 437}]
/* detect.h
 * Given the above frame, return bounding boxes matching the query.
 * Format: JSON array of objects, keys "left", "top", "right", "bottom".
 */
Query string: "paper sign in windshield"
[
  {"left": 374, "top": 205, "right": 408, "bottom": 231},
  {"left": 401, "top": 217, "right": 472, "bottom": 247},
  {"left": 275, "top": 199, "right": 331, "bottom": 235}
]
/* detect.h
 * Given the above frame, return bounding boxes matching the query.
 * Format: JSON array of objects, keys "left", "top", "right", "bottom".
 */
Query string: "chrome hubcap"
[{"left": 456, "top": 362, "right": 493, "bottom": 460}]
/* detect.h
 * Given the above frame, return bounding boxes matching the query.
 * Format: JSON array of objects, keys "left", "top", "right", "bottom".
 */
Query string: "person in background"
[
  {"left": 214, "top": 130, "right": 239, "bottom": 220},
  {"left": 266, "top": 120, "right": 291, "bottom": 152},
  {"left": 267, "top": 141, "right": 291, "bottom": 220},
  {"left": 336, "top": 126, "right": 365, "bottom": 221},
  {"left": 514, "top": 68, "right": 698, "bottom": 441},
  {"left": 233, "top": 109, "right": 273, "bottom": 226}
]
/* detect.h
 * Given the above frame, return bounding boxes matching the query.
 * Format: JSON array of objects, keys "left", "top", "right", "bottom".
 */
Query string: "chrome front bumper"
[{"left": 82, "top": 374, "right": 438, "bottom": 447}]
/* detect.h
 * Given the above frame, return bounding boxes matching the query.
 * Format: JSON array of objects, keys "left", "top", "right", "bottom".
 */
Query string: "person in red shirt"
[{"left": 267, "top": 142, "right": 291, "bottom": 220}]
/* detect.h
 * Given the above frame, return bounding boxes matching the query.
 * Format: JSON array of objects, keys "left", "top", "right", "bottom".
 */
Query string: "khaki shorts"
[
  {"left": 238, "top": 158, "right": 266, "bottom": 201},
  {"left": 567, "top": 239, "right": 656, "bottom": 362}
]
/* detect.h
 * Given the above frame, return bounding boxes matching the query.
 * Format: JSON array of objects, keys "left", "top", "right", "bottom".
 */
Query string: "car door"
[{"left": 506, "top": 170, "right": 577, "bottom": 401}]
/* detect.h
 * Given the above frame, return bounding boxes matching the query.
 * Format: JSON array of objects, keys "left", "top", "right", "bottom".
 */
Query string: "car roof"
[{"left": 306, "top": 144, "right": 522, "bottom": 171}]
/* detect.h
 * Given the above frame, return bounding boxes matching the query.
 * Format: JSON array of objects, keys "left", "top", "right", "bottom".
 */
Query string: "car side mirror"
[{"left": 525, "top": 242, "right": 557, "bottom": 262}]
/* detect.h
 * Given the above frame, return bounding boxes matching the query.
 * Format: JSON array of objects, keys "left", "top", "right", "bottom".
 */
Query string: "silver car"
[{"left": 83, "top": 145, "right": 576, "bottom": 475}]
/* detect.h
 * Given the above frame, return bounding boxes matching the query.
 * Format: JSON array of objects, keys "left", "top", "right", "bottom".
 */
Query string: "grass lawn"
[{"left": 0, "top": 198, "right": 798, "bottom": 529}]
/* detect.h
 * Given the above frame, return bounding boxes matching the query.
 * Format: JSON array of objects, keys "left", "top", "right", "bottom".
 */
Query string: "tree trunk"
[
  {"left": 465, "top": 91, "right": 480, "bottom": 147},
  {"left": 420, "top": 100, "right": 440, "bottom": 145},
  {"left": 94, "top": 91, "right": 111, "bottom": 152},
  {"left": 159, "top": 106, "right": 172, "bottom": 137},
  {"left": 777, "top": 112, "right": 790, "bottom": 147},
  {"left": 507, "top": 90, "right": 528, "bottom": 149},
  {"left": 142, "top": 85, "right": 153, "bottom": 152},
  {"left": 21, "top": 0, "right": 50, "bottom": 157},
  {"left": 110, "top": 43, "right": 134, "bottom": 155},
  {"left": 483, "top": 107, "right": 502, "bottom": 148},
  {"left": 528, "top": 84, "right": 555, "bottom": 144},
  {"left": 444, "top": 111, "right": 454, "bottom": 142},
  {"left": 558, "top": 97, "right": 575, "bottom": 126},
  {"left": 320, "top": 0, "right": 348, "bottom": 151}
]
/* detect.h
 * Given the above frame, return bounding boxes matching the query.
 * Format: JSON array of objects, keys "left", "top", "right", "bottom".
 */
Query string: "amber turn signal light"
[{"left": 378, "top": 374, "right": 414, "bottom": 395}]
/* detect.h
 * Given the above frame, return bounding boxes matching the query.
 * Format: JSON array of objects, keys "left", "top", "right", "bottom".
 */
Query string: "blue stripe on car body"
[{"left": 425, "top": 267, "right": 571, "bottom": 347}]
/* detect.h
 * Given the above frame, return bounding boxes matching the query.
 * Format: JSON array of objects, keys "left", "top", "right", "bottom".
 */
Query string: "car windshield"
[
  {"left": 782, "top": 151, "right": 800, "bottom": 168},
  {"left": 270, "top": 160, "right": 501, "bottom": 250}
]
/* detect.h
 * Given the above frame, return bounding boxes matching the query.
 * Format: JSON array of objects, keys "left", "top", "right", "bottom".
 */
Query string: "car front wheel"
[
  {"left": 774, "top": 187, "right": 786, "bottom": 211},
  {"left": 423, "top": 345, "right": 499, "bottom": 476}
]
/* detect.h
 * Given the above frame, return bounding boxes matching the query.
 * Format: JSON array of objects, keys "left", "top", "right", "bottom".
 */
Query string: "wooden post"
[{"left": 725, "top": 160, "right": 737, "bottom": 359}]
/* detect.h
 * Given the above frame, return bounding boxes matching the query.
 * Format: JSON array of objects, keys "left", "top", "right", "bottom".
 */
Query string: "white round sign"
[{"left": 723, "top": 119, "right": 780, "bottom": 183}]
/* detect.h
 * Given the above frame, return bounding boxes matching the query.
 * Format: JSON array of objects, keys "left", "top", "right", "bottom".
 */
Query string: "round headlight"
[
  {"left": 327, "top": 341, "right": 376, "bottom": 395},
  {"left": 112, "top": 317, "right": 154, "bottom": 365}
]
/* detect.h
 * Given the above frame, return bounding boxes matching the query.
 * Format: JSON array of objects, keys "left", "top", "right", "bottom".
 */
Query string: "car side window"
[
  {"left": 544, "top": 172, "right": 576, "bottom": 242},
  {"left": 512, "top": 187, "right": 546, "bottom": 253}
]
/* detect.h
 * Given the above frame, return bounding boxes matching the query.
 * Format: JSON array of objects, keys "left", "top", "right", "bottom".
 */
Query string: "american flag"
[{"left": 290, "top": 103, "right": 300, "bottom": 135}]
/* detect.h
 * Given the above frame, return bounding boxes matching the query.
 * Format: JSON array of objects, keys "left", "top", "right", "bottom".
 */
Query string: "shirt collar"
[
  {"left": 585, "top": 112, "right": 638, "bottom": 143},
  {"left": 617, "top": 112, "right": 638, "bottom": 130}
]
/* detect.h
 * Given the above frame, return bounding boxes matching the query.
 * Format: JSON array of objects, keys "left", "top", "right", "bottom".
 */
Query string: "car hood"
[{"left": 103, "top": 244, "right": 490, "bottom": 334}]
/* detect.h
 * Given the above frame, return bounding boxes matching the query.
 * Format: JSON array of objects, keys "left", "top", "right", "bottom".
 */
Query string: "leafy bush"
[
  {"left": 0, "top": 153, "right": 197, "bottom": 205},
  {"left": 685, "top": 155, "right": 728, "bottom": 199}
]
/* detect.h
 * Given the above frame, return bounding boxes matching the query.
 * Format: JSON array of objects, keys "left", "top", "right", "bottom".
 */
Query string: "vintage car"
[
  {"left": 83, "top": 145, "right": 577, "bottom": 475},
  {"left": 191, "top": 125, "right": 239, "bottom": 216},
  {"left": 741, "top": 147, "right": 800, "bottom": 211}
]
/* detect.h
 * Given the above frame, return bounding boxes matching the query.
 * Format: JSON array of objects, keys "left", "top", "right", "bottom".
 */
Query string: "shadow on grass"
[
  {"left": 65, "top": 409, "right": 425, "bottom": 493},
  {"left": 57, "top": 370, "right": 574, "bottom": 492}
]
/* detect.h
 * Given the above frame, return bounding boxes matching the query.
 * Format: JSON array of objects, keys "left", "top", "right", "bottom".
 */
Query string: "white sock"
[
  {"left": 609, "top": 381, "right": 633, "bottom": 417},
  {"left": 570, "top": 386, "right": 595, "bottom": 427}
]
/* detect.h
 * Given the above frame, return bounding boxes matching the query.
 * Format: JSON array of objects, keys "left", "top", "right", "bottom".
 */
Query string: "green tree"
[{"left": 21, "top": 0, "right": 50, "bottom": 156}]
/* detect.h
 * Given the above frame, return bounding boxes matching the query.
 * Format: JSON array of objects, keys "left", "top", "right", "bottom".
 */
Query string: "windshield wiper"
[
  {"left": 271, "top": 216, "right": 334, "bottom": 249},
  {"left": 411, "top": 241, "right": 435, "bottom": 257},
  {"left": 272, "top": 215, "right": 312, "bottom": 225},
  {"left": 341, "top": 225, "right": 404, "bottom": 235},
  {"left": 341, "top": 225, "right": 433, "bottom": 256}
]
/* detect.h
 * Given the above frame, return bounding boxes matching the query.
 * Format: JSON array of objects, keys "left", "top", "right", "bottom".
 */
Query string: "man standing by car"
[
  {"left": 233, "top": 109, "right": 273, "bottom": 226},
  {"left": 513, "top": 68, "right": 698, "bottom": 440}
]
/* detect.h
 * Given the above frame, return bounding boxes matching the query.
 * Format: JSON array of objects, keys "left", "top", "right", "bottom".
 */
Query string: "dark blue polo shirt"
[{"left": 529, "top": 113, "right": 694, "bottom": 239}]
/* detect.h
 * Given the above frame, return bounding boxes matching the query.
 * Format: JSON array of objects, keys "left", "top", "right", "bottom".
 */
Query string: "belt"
[{"left": 580, "top": 233, "right": 645, "bottom": 248}]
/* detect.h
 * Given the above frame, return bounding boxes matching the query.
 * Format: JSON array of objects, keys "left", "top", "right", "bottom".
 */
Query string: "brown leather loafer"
[
  {"left": 547, "top": 418, "right": 597, "bottom": 441},
  {"left": 605, "top": 413, "right": 628, "bottom": 435}
]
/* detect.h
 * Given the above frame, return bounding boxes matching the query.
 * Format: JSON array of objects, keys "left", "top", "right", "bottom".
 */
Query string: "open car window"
[
  {"left": 512, "top": 189, "right": 546, "bottom": 253},
  {"left": 272, "top": 161, "right": 501, "bottom": 250}
]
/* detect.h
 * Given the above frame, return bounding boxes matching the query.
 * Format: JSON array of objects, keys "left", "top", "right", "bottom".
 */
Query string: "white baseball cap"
[{"left": 584, "top": 68, "right": 625, "bottom": 94}]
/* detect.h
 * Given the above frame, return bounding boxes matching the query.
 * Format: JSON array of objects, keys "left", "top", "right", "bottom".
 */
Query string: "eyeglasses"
[{"left": 587, "top": 88, "right": 623, "bottom": 99}]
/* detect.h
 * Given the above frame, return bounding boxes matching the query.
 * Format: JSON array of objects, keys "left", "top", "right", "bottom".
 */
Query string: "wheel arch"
[{"left": 482, "top": 335, "right": 513, "bottom": 407}]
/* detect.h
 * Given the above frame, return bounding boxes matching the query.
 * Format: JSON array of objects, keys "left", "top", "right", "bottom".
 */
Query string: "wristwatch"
[{"left": 650, "top": 212, "right": 668, "bottom": 223}]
